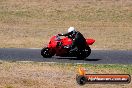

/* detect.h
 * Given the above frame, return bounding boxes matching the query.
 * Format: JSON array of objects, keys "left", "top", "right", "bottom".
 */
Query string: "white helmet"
[{"left": 68, "top": 27, "right": 76, "bottom": 33}]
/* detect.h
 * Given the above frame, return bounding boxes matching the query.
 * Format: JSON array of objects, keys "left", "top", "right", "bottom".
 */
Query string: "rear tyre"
[
  {"left": 77, "top": 46, "right": 91, "bottom": 59},
  {"left": 41, "top": 47, "right": 53, "bottom": 58},
  {"left": 77, "top": 50, "right": 86, "bottom": 60},
  {"left": 85, "top": 46, "right": 91, "bottom": 57}
]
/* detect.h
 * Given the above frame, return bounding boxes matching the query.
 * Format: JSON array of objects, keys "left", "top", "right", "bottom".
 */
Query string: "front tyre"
[{"left": 41, "top": 47, "right": 53, "bottom": 58}]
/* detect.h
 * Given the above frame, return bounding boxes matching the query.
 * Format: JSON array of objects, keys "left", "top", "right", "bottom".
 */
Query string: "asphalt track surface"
[{"left": 0, "top": 48, "right": 132, "bottom": 64}]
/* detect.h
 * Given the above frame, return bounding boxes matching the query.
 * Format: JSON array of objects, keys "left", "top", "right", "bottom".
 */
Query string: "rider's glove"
[
  {"left": 58, "top": 34, "right": 61, "bottom": 36},
  {"left": 58, "top": 34, "right": 64, "bottom": 36}
]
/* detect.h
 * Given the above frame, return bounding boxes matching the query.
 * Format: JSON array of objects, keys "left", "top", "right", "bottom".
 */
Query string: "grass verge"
[{"left": 0, "top": 61, "right": 131, "bottom": 88}]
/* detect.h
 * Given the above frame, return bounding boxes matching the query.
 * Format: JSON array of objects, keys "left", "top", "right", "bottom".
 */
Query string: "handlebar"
[{"left": 55, "top": 35, "right": 61, "bottom": 41}]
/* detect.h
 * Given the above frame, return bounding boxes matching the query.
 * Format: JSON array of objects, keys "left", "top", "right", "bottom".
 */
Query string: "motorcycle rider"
[{"left": 58, "top": 27, "right": 87, "bottom": 52}]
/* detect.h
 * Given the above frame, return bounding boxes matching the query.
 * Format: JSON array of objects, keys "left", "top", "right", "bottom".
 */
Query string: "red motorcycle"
[{"left": 41, "top": 35, "right": 95, "bottom": 59}]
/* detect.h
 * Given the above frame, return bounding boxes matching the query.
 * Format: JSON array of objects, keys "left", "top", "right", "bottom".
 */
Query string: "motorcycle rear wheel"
[
  {"left": 77, "top": 46, "right": 91, "bottom": 59},
  {"left": 85, "top": 46, "right": 91, "bottom": 57}
]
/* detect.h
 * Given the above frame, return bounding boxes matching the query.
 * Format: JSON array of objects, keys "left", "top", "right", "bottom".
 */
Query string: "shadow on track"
[
  {"left": 55, "top": 57, "right": 101, "bottom": 61},
  {"left": 84, "top": 58, "right": 101, "bottom": 61}
]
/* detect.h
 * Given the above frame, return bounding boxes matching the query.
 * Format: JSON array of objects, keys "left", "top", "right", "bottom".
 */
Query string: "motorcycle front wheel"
[{"left": 41, "top": 47, "right": 54, "bottom": 58}]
